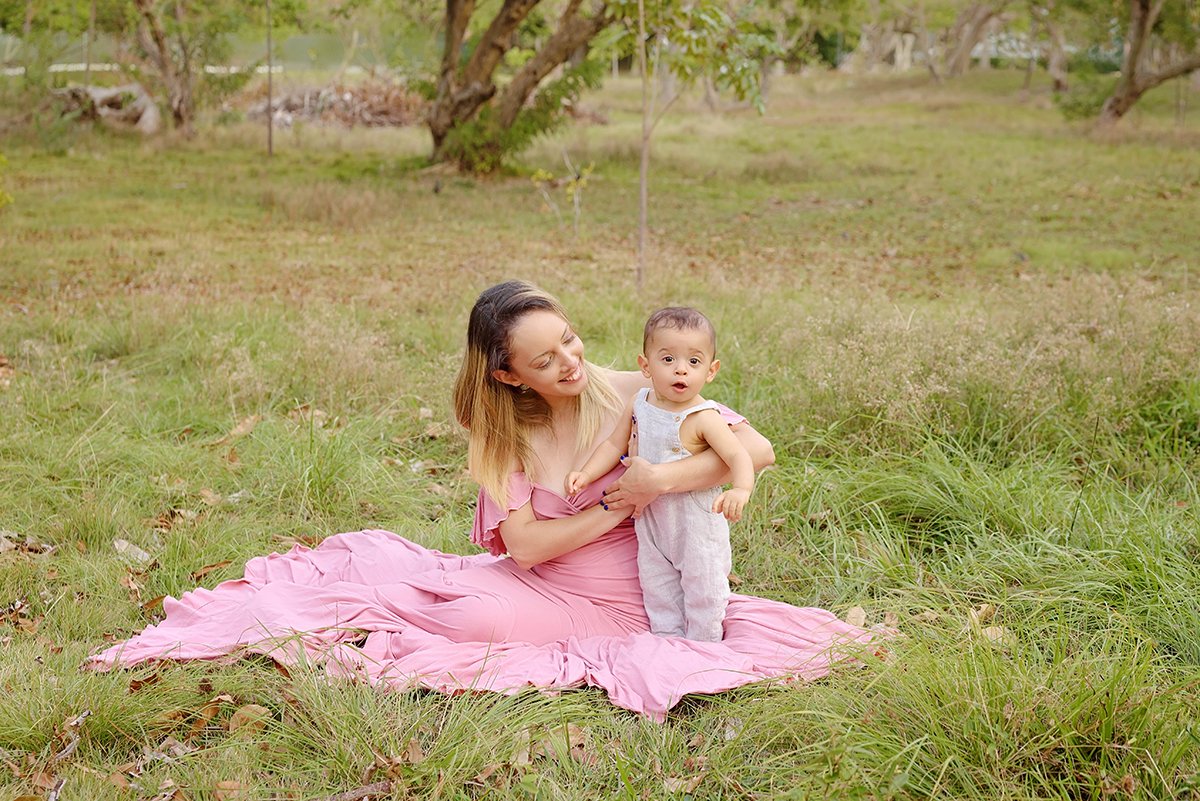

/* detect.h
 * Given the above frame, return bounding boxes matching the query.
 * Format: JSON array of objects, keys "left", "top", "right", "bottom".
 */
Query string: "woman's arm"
[
  {"left": 602, "top": 422, "right": 775, "bottom": 512},
  {"left": 499, "top": 501, "right": 633, "bottom": 570}
]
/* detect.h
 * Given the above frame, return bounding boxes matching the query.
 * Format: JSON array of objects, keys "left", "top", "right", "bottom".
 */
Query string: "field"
[{"left": 2, "top": 70, "right": 1200, "bottom": 799}]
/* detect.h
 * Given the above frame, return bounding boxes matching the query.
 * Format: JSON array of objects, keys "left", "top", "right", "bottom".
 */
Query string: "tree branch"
[
  {"left": 462, "top": 0, "right": 540, "bottom": 87},
  {"left": 1139, "top": 50, "right": 1200, "bottom": 91},
  {"left": 494, "top": 0, "right": 610, "bottom": 129},
  {"left": 437, "top": 0, "right": 475, "bottom": 99}
]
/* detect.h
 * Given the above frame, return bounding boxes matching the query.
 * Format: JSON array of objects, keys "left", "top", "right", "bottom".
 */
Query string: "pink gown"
[{"left": 88, "top": 471, "right": 881, "bottom": 721}]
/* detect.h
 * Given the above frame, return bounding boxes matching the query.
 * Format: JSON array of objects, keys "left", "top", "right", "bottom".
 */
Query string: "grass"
[{"left": 1, "top": 69, "right": 1200, "bottom": 799}]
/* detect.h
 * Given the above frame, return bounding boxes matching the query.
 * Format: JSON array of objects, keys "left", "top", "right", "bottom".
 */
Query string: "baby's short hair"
[{"left": 642, "top": 307, "right": 717, "bottom": 355}]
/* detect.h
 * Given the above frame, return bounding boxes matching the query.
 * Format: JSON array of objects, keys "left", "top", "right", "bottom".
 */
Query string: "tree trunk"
[
  {"left": 1098, "top": 0, "right": 1200, "bottom": 125},
  {"left": 895, "top": 32, "right": 915, "bottom": 72},
  {"left": 945, "top": 3, "right": 1008, "bottom": 76},
  {"left": 171, "top": 1, "right": 195, "bottom": 136},
  {"left": 1044, "top": 17, "right": 1068, "bottom": 92}
]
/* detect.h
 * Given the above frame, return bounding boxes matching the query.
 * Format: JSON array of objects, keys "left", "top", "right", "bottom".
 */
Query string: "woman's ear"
[
  {"left": 637, "top": 354, "right": 651, "bottom": 377},
  {"left": 492, "top": 369, "right": 522, "bottom": 388}
]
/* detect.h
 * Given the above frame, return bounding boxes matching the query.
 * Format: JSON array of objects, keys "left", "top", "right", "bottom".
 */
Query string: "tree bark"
[
  {"left": 428, "top": 0, "right": 481, "bottom": 153},
  {"left": 1098, "top": 0, "right": 1200, "bottom": 125}
]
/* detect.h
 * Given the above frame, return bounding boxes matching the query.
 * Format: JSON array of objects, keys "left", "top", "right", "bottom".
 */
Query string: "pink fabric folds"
[{"left": 89, "top": 439, "right": 881, "bottom": 721}]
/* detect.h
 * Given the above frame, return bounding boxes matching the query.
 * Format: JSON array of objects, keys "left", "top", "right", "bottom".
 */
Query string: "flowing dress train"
[{"left": 88, "top": 467, "right": 880, "bottom": 719}]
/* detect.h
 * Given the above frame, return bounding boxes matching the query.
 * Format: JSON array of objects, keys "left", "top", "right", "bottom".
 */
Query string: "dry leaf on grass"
[
  {"left": 844, "top": 606, "right": 867, "bottom": 628},
  {"left": 288, "top": 404, "right": 329, "bottom": 427},
  {"left": 229, "top": 704, "right": 271, "bottom": 735},
  {"left": 980, "top": 625, "right": 1012, "bottom": 645},
  {"left": 211, "top": 415, "right": 262, "bottom": 447},
  {"left": 968, "top": 604, "right": 996, "bottom": 626},
  {"left": 199, "top": 489, "right": 223, "bottom": 506},
  {"left": 191, "top": 560, "right": 232, "bottom": 581},
  {"left": 187, "top": 694, "right": 234, "bottom": 739},
  {"left": 113, "top": 539, "right": 153, "bottom": 567},
  {"left": 663, "top": 773, "right": 705, "bottom": 794},
  {"left": 0, "top": 354, "right": 15, "bottom": 387},
  {"left": 214, "top": 780, "right": 248, "bottom": 800},
  {"left": 1, "top": 532, "right": 55, "bottom": 555}
]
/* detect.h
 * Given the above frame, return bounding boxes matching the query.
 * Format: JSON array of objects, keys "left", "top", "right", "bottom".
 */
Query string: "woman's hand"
[{"left": 601, "top": 456, "right": 662, "bottom": 517}]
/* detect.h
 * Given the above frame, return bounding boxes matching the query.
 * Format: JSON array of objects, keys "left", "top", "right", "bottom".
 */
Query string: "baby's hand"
[
  {"left": 713, "top": 488, "right": 751, "bottom": 522},
  {"left": 565, "top": 471, "right": 589, "bottom": 496}
]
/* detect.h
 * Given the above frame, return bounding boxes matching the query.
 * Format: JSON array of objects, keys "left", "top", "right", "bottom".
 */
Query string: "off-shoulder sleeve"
[
  {"left": 470, "top": 472, "right": 534, "bottom": 557},
  {"left": 714, "top": 402, "right": 746, "bottom": 426}
]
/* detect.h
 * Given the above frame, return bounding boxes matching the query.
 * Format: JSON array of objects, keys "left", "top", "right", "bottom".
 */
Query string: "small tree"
[
  {"left": 120, "top": 0, "right": 273, "bottom": 137},
  {"left": 1097, "top": 0, "right": 1200, "bottom": 125},
  {"left": 609, "top": 0, "right": 772, "bottom": 285}
]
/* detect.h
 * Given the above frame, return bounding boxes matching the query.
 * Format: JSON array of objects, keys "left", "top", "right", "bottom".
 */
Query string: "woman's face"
[{"left": 493, "top": 310, "right": 588, "bottom": 401}]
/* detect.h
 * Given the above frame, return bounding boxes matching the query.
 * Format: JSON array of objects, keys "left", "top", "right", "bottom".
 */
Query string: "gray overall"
[{"left": 632, "top": 388, "right": 731, "bottom": 641}]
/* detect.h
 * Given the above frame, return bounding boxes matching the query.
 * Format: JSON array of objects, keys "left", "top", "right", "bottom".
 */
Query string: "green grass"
[{"left": 1, "top": 70, "right": 1200, "bottom": 799}]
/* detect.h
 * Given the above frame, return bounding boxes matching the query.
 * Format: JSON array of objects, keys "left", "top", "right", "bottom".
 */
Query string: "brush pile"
[{"left": 245, "top": 80, "right": 427, "bottom": 128}]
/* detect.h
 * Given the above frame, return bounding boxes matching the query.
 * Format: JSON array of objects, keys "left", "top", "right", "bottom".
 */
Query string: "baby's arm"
[
  {"left": 566, "top": 397, "right": 636, "bottom": 495},
  {"left": 694, "top": 411, "right": 755, "bottom": 522}
]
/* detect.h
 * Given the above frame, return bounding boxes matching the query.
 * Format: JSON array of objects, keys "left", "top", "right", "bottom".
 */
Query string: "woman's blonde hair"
[{"left": 453, "top": 281, "right": 620, "bottom": 505}]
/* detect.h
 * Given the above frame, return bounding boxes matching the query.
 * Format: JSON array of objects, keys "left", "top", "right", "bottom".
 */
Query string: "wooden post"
[
  {"left": 266, "top": 0, "right": 274, "bottom": 157},
  {"left": 636, "top": 0, "right": 649, "bottom": 290}
]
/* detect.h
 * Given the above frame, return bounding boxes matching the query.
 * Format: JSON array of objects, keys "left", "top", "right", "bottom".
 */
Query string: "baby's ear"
[
  {"left": 706, "top": 359, "right": 721, "bottom": 382},
  {"left": 636, "top": 353, "right": 651, "bottom": 377}
]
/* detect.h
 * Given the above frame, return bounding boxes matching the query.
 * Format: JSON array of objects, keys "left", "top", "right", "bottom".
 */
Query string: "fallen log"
[{"left": 53, "top": 83, "right": 162, "bottom": 135}]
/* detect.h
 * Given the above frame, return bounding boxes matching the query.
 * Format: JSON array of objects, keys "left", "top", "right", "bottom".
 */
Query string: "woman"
[{"left": 89, "top": 281, "right": 878, "bottom": 719}]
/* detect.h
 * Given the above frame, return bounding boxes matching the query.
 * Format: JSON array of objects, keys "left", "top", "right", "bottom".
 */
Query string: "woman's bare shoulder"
[{"left": 601, "top": 368, "right": 650, "bottom": 400}]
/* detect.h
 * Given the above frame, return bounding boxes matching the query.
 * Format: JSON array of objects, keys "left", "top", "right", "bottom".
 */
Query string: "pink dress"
[{"left": 88, "top": 473, "right": 881, "bottom": 721}]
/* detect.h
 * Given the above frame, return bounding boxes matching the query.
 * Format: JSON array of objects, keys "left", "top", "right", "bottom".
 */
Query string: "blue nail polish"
[{"left": 601, "top": 503, "right": 609, "bottom": 511}]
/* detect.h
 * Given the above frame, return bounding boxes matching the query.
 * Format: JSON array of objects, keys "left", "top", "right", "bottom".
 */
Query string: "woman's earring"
[{"left": 518, "top": 384, "right": 529, "bottom": 392}]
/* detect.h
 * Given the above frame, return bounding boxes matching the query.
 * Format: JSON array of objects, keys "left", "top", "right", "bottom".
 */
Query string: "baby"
[{"left": 567, "top": 307, "right": 754, "bottom": 641}]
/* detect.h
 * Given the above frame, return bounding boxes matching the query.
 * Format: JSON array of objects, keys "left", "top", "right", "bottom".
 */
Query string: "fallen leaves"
[
  {"left": 210, "top": 415, "right": 262, "bottom": 447},
  {"left": 113, "top": 538, "right": 154, "bottom": 567},
  {"left": 228, "top": 704, "right": 271, "bottom": 736},
  {"left": 844, "top": 605, "right": 867, "bottom": 628},
  {"left": 191, "top": 560, "right": 232, "bottom": 582},
  {"left": 0, "top": 531, "right": 55, "bottom": 556},
  {"left": 2, "top": 598, "right": 42, "bottom": 635},
  {"left": 0, "top": 353, "right": 14, "bottom": 388}
]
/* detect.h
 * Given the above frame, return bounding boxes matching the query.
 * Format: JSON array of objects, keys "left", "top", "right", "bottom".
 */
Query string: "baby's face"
[{"left": 639, "top": 327, "right": 719, "bottom": 403}]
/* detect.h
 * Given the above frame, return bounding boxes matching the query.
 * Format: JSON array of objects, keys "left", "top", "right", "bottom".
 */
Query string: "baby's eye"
[
  {"left": 689, "top": 358, "right": 701, "bottom": 366},
  {"left": 662, "top": 356, "right": 674, "bottom": 363}
]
